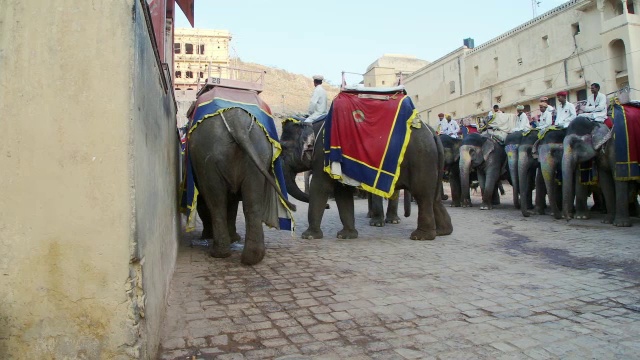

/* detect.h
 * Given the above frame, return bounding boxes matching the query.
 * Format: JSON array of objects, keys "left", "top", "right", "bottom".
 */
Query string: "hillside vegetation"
[{"left": 233, "top": 58, "right": 340, "bottom": 119}]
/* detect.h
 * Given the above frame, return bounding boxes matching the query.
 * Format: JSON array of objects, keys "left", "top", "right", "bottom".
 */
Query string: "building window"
[
  {"left": 449, "top": 81, "right": 456, "bottom": 94},
  {"left": 382, "top": 80, "right": 386, "bottom": 85},
  {"left": 547, "top": 97, "right": 556, "bottom": 108},
  {"left": 174, "top": 43, "right": 181, "bottom": 54},
  {"left": 517, "top": 58, "right": 523, "bottom": 65},
  {"left": 495, "top": 96, "right": 502, "bottom": 103},
  {"left": 523, "top": 105, "right": 531, "bottom": 112},
  {"left": 476, "top": 101, "right": 482, "bottom": 109},
  {"left": 474, "top": 65, "right": 479, "bottom": 75},
  {"left": 199, "top": 72, "right": 204, "bottom": 78},
  {"left": 519, "top": 88, "right": 525, "bottom": 96},
  {"left": 414, "top": 94, "right": 419, "bottom": 103},
  {"left": 577, "top": 89, "right": 588, "bottom": 101},
  {"left": 198, "top": 44, "right": 205, "bottom": 54},
  {"left": 175, "top": 71, "right": 182, "bottom": 78},
  {"left": 572, "top": 23, "right": 581, "bottom": 35},
  {"left": 542, "top": 35, "right": 549, "bottom": 48},
  {"left": 545, "top": 79, "right": 553, "bottom": 88},
  {"left": 186, "top": 71, "right": 194, "bottom": 78},
  {"left": 185, "top": 43, "right": 194, "bottom": 54}
]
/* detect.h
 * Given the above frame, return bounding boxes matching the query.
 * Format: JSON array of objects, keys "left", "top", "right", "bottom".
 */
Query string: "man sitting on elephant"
[
  {"left": 513, "top": 105, "right": 532, "bottom": 132},
  {"left": 442, "top": 114, "right": 460, "bottom": 138},
  {"left": 479, "top": 111, "right": 514, "bottom": 143},
  {"left": 554, "top": 91, "right": 577, "bottom": 129}
]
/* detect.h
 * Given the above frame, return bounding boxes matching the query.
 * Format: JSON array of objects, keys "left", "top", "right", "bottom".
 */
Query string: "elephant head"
[
  {"left": 561, "top": 116, "right": 611, "bottom": 219},
  {"left": 459, "top": 133, "right": 500, "bottom": 207},
  {"left": 279, "top": 119, "right": 318, "bottom": 203}
]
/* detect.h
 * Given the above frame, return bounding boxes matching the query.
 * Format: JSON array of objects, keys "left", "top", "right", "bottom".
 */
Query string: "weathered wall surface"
[
  {"left": 131, "top": 0, "right": 179, "bottom": 357},
  {"left": 0, "top": 0, "right": 178, "bottom": 358}
]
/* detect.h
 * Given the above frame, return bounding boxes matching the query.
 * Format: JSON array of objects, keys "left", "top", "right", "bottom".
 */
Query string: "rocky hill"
[{"left": 232, "top": 58, "right": 340, "bottom": 119}]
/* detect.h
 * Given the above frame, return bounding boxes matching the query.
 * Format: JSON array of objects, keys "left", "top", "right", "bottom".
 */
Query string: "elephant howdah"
[{"left": 181, "top": 85, "right": 296, "bottom": 265}]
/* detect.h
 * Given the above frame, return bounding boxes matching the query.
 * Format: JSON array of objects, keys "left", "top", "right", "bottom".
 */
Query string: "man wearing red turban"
[{"left": 554, "top": 90, "right": 576, "bottom": 128}]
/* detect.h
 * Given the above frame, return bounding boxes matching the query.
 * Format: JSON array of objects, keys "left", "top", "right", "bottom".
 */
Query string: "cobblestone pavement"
[{"left": 159, "top": 186, "right": 640, "bottom": 360}]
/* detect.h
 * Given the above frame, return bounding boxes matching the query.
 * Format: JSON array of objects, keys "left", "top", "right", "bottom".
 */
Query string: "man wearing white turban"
[
  {"left": 512, "top": 105, "right": 531, "bottom": 132},
  {"left": 306, "top": 75, "right": 328, "bottom": 122}
]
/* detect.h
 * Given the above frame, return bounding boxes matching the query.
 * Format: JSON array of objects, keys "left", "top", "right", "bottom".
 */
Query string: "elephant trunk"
[
  {"left": 459, "top": 149, "right": 473, "bottom": 207},
  {"left": 562, "top": 148, "right": 577, "bottom": 221},
  {"left": 507, "top": 145, "right": 520, "bottom": 210},
  {"left": 518, "top": 148, "right": 531, "bottom": 217},
  {"left": 284, "top": 168, "right": 309, "bottom": 203}
]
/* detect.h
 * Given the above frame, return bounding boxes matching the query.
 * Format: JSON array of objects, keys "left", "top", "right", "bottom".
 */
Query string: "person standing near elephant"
[
  {"left": 554, "top": 91, "right": 577, "bottom": 128},
  {"left": 306, "top": 75, "right": 328, "bottom": 123},
  {"left": 582, "top": 83, "right": 607, "bottom": 123},
  {"left": 513, "top": 105, "right": 531, "bottom": 132}
]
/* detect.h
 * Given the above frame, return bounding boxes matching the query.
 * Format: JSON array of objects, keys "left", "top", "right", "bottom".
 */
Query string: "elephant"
[
  {"left": 440, "top": 134, "right": 463, "bottom": 207},
  {"left": 459, "top": 133, "right": 507, "bottom": 210},
  {"left": 189, "top": 108, "right": 297, "bottom": 265},
  {"left": 506, "top": 130, "right": 545, "bottom": 215},
  {"left": 279, "top": 119, "right": 453, "bottom": 240},
  {"left": 562, "top": 116, "right": 638, "bottom": 226}
]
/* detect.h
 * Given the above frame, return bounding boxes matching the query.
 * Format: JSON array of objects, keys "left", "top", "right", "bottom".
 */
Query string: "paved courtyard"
[{"left": 159, "top": 185, "right": 640, "bottom": 360}]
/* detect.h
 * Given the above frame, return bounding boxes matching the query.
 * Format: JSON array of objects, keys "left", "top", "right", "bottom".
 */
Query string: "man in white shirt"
[
  {"left": 306, "top": 75, "right": 328, "bottom": 122},
  {"left": 537, "top": 102, "right": 554, "bottom": 130},
  {"left": 582, "top": 83, "right": 607, "bottom": 122},
  {"left": 443, "top": 115, "right": 460, "bottom": 138},
  {"left": 488, "top": 104, "right": 502, "bottom": 119},
  {"left": 437, "top": 113, "right": 447, "bottom": 134},
  {"left": 512, "top": 105, "right": 531, "bottom": 132},
  {"left": 554, "top": 91, "right": 577, "bottom": 128}
]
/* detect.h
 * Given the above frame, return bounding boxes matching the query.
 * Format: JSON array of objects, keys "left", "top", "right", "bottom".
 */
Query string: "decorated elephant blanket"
[
  {"left": 611, "top": 101, "right": 640, "bottom": 181},
  {"left": 180, "top": 86, "right": 293, "bottom": 232},
  {"left": 323, "top": 89, "right": 417, "bottom": 198}
]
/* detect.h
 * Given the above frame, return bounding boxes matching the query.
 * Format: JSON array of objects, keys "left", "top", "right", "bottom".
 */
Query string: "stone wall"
[{"left": 0, "top": 0, "right": 178, "bottom": 358}]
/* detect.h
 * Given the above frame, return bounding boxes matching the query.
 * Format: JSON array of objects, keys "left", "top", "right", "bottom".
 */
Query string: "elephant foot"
[
  {"left": 325, "top": 204, "right": 331, "bottom": 210},
  {"left": 337, "top": 228, "right": 358, "bottom": 239},
  {"left": 451, "top": 202, "right": 461, "bottom": 207},
  {"left": 230, "top": 232, "right": 242, "bottom": 243},
  {"left": 410, "top": 229, "right": 436, "bottom": 241},
  {"left": 521, "top": 210, "right": 533, "bottom": 217},
  {"left": 302, "top": 228, "right": 323, "bottom": 240},
  {"left": 366, "top": 211, "right": 373, "bottom": 219},
  {"left": 241, "top": 241, "right": 265, "bottom": 265},
  {"left": 369, "top": 218, "right": 385, "bottom": 227},
  {"left": 514, "top": 203, "right": 521, "bottom": 210},
  {"left": 492, "top": 199, "right": 501, "bottom": 205},
  {"left": 535, "top": 207, "right": 545, "bottom": 215},
  {"left": 442, "top": 194, "right": 449, "bottom": 200},
  {"left": 551, "top": 212, "right": 562, "bottom": 220},
  {"left": 480, "top": 202, "right": 493, "bottom": 210},
  {"left": 210, "top": 242, "right": 231, "bottom": 259},
  {"left": 385, "top": 215, "right": 401, "bottom": 224},
  {"left": 462, "top": 200, "right": 472, "bottom": 208},
  {"left": 613, "top": 218, "right": 632, "bottom": 227},
  {"left": 574, "top": 212, "right": 590, "bottom": 220}
]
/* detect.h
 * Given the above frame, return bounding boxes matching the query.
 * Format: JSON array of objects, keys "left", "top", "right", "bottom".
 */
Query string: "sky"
[{"left": 175, "top": 0, "right": 569, "bottom": 85}]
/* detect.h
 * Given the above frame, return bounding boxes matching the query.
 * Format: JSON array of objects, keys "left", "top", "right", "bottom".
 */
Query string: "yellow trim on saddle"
[{"left": 537, "top": 126, "right": 560, "bottom": 140}]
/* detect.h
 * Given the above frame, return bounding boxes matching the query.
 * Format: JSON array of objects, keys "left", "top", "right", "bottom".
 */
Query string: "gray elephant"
[
  {"left": 460, "top": 133, "right": 507, "bottom": 210},
  {"left": 562, "top": 116, "right": 638, "bottom": 226},
  {"left": 280, "top": 120, "right": 453, "bottom": 240},
  {"left": 440, "top": 134, "right": 463, "bottom": 207},
  {"left": 189, "top": 108, "right": 297, "bottom": 265}
]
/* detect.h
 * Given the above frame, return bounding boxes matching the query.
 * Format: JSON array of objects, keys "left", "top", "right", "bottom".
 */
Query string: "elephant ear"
[
  {"left": 592, "top": 124, "right": 612, "bottom": 151},
  {"left": 481, "top": 138, "right": 496, "bottom": 163}
]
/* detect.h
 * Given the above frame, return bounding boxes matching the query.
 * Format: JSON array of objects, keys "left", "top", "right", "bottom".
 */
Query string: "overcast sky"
[{"left": 175, "top": 0, "right": 569, "bottom": 85}]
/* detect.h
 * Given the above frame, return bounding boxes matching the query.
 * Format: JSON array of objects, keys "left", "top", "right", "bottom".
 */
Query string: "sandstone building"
[{"left": 401, "top": 0, "right": 640, "bottom": 126}]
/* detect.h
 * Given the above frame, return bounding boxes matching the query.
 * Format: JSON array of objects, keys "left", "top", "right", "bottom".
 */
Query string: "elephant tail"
[
  {"left": 220, "top": 109, "right": 297, "bottom": 212},
  {"left": 404, "top": 190, "right": 412, "bottom": 217}
]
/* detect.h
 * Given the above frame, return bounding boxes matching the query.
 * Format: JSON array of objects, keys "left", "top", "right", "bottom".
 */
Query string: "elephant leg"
[
  {"left": 590, "top": 186, "right": 606, "bottom": 213},
  {"left": 302, "top": 172, "right": 333, "bottom": 239},
  {"left": 598, "top": 167, "right": 616, "bottom": 224},
  {"left": 574, "top": 169, "right": 590, "bottom": 220},
  {"left": 449, "top": 167, "right": 462, "bottom": 207},
  {"left": 441, "top": 182, "right": 449, "bottom": 200},
  {"left": 369, "top": 194, "right": 385, "bottom": 227},
  {"left": 480, "top": 172, "right": 498, "bottom": 210},
  {"left": 227, "top": 198, "right": 241, "bottom": 243},
  {"left": 478, "top": 172, "right": 486, "bottom": 200},
  {"left": 434, "top": 199, "right": 453, "bottom": 236},
  {"left": 492, "top": 183, "right": 501, "bottom": 205},
  {"left": 240, "top": 182, "right": 265, "bottom": 265},
  {"left": 614, "top": 180, "right": 632, "bottom": 227},
  {"left": 367, "top": 194, "right": 373, "bottom": 218},
  {"left": 411, "top": 193, "right": 437, "bottom": 240},
  {"left": 498, "top": 182, "right": 506, "bottom": 196},
  {"left": 534, "top": 169, "right": 547, "bottom": 215},
  {"left": 303, "top": 170, "right": 311, "bottom": 194},
  {"left": 207, "top": 190, "right": 232, "bottom": 259},
  {"left": 197, "top": 192, "right": 213, "bottom": 239},
  {"left": 385, "top": 191, "right": 401, "bottom": 224},
  {"left": 526, "top": 170, "right": 536, "bottom": 210},
  {"left": 335, "top": 184, "right": 358, "bottom": 239}
]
